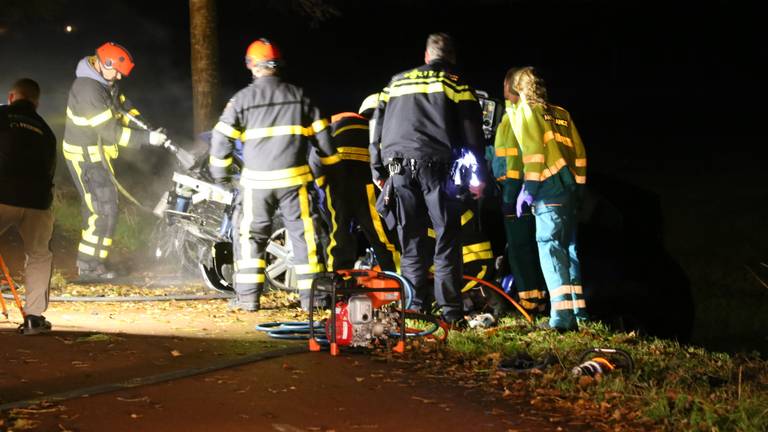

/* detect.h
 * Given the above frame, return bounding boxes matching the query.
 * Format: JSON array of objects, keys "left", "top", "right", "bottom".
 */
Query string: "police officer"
[
  {"left": 492, "top": 67, "right": 548, "bottom": 314},
  {"left": 508, "top": 66, "right": 588, "bottom": 331},
  {"left": 0, "top": 78, "right": 57, "bottom": 334},
  {"left": 313, "top": 99, "right": 400, "bottom": 272},
  {"left": 370, "top": 33, "right": 486, "bottom": 325},
  {"left": 63, "top": 42, "right": 167, "bottom": 280},
  {"left": 209, "top": 39, "right": 338, "bottom": 311}
]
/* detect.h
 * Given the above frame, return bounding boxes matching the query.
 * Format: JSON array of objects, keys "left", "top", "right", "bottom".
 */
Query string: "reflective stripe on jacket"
[{"left": 209, "top": 75, "right": 336, "bottom": 187}]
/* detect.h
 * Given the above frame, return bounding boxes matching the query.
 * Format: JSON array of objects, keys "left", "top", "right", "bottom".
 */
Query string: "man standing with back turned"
[
  {"left": 0, "top": 78, "right": 57, "bottom": 334},
  {"left": 370, "top": 33, "right": 486, "bottom": 326}
]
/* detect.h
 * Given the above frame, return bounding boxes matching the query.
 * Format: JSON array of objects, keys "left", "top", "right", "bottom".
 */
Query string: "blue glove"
[{"left": 516, "top": 186, "right": 533, "bottom": 217}]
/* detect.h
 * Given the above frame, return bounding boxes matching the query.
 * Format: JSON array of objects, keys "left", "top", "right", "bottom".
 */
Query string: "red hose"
[{"left": 461, "top": 275, "right": 533, "bottom": 324}]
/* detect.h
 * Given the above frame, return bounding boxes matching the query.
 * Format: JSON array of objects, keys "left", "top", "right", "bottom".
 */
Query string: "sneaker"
[
  {"left": 228, "top": 297, "right": 260, "bottom": 312},
  {"left": 18, "top": 315, "right": 52, "bottom": 335}
]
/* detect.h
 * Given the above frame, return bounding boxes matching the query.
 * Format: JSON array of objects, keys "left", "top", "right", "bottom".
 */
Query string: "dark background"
[{"left": 1, "top": 0, "right": 766, "bottom": 351}]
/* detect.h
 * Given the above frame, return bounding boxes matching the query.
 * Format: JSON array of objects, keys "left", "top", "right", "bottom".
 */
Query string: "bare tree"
[{"left": 189, "top": 0, "right": 220, "bottom": 137}]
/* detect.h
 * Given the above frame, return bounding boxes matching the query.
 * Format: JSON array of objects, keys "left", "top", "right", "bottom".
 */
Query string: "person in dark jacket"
[
  {"left": 62, "top": 42, "right": 167, "bottom": 280},
  {"left": 369, "top": 33, "right": 487, "bottom": 325},
  {"left": 0, "top": 78, "right": 57, "bottom": 335},
  {"left": 209, "top": 39, "right": 338, "bottom": 311}
]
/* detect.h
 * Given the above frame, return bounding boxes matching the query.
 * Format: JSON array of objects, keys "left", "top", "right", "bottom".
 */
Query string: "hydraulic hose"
[
  {"left": 461, "top": 275, "right": 534, "bottom": 324},
  {"left": 381, "top": 270, "right": 414, "bottom": 309}
]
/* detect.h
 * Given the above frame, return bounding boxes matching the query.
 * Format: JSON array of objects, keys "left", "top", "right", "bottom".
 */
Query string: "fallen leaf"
[
  {"left": 355, "top": 377, "right": 365, "bottom": 382},
  {"left": 170, "top": 350, "right": 182, "bottom": 357}
]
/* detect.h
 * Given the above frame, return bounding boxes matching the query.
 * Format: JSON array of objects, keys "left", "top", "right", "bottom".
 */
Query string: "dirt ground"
[{"left": 0, "top": 297, "right": 596, "bottom": 432}]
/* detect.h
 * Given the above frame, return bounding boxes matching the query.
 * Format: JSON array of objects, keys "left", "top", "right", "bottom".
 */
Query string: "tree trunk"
[{"left": 189, "top": 0, "right": 220, "bottom": 137}]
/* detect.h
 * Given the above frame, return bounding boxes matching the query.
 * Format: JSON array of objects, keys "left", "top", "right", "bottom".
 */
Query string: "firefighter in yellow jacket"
[
  {"left": 63, "top": 43, "right": 167, "bottom": 280},
  {"left": 209, "top": 39, "right": 338, "bottom": 311},
  {"left": 505, "top": 67, "right": 588, "bottom": 331}
]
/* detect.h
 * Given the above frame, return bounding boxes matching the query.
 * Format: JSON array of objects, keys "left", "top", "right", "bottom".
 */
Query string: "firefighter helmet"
[
  {"left": 358, "top": 93, "right": 380, "bottom": 118},
  {"left": 96, "top": 42, "right": 135, "bottom": 76},
  {"left": 245, "top": 39, "right": 281, "bottom": 69}
]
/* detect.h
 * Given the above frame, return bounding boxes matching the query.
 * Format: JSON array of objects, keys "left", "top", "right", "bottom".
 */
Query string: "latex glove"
[
  {"left": 516, "top": 186, "right": 534, "bottom": 217},
  {"left": 148, "top": 128, "right": 168, "bottom": 146}
]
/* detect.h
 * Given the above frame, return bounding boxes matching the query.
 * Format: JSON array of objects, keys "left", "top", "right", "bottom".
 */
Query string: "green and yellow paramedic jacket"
[
  {"left": 63, "top": 56, "right": 150, "bottom": 166},
  {"left": 495, "top": 100, "right": 586, "bottom": 202},
  {"left": 210, "top": 75, "right": 338, "bottom": 188}
]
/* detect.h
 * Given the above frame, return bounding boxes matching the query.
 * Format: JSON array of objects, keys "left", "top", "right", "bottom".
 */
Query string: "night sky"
[{"left": 1, "top": 0, "right": 766, "bottom": 347}]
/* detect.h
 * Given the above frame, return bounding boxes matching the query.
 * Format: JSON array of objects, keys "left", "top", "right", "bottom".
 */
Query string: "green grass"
[{"left": 443, "top": 319, "right": 768, "bottom": 431}]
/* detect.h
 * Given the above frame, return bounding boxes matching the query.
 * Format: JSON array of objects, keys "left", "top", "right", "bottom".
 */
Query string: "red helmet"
[
  {"left": 245, "top": 39, "right": 281, "bottom": 68},
  {"left": 96, "top": 42, "right": 135, "bottom": 76}
]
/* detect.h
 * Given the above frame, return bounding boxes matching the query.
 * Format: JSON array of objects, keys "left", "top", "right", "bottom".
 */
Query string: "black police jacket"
[
  {"left": 0, "top": 100, "right": 57, "bottom": 210},
  {"left": 370, "top": 60, "right": 486, "bottom": 182}
]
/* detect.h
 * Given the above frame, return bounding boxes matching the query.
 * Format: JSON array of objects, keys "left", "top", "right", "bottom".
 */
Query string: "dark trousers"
[
  {"left": 323, "top": 179, "right": 399, "bottom": 272},
  {"left": 65, "top": 160, "right": 118, "bottom": 265},
  {"left": 392, "top": 163, "right": 463, "bottom": 320},
  {"left": 233, "top": 183, "right": 323, "bottom": 307}
]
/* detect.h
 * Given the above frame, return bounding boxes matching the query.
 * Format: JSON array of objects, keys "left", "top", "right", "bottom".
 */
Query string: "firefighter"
[
  {"left": 492, "top": 68, "right": 548, "bottom": 314},
  {"left": 209, "top": 39, "right": 338, "bottom": 312},
  {"left": 507, "top": 66, "right": 588, "bottom": 331},
  {"left": 0, "top": 79, "right": 57, "bottom": 334},
  {"left": 63, "top": 42, "right": 168, "bottom": 280},
  {"left": 311, "top": 97, "right": 400, "bottom": 272},
  {"left": 370, "top": 33, "right": 486, "bottom": 325}
]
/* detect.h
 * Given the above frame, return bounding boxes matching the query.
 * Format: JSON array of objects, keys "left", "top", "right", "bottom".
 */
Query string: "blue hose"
[
  {"left": 381, "top": 271, "right": 414, "bottom": 309},
  {"left": 255, "top": 321, "right": 328, "bottom": 343}
]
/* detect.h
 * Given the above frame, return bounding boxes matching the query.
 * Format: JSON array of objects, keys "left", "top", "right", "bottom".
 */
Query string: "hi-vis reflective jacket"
[
  {"left": 370, "top": 60, "right": 486, "bottom": 181},
  {"left": 498, "top": 100, "right": 587, "bottom": 200},
  {"left": 63, "top": 56, "right": 150, "bottom": 166},
  {"left": 210, "top": 76, "right": 337, "bottom": 189}
]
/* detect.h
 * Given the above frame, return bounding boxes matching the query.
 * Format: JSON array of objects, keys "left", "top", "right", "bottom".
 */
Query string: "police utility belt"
[{"left": 387, "top": 158, "right": 450, "bottom": 178}]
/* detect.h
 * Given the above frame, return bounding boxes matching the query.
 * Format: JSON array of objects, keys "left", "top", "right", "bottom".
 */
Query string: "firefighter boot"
[
  {"left": 228, "top": 290, "right": 261, "bottom": 312},
  {"left": 77, "top": 260, "right": 116, "bottom": 281},
  {"left": 18, "top": 315, "right": 53, "bottom": 335}
]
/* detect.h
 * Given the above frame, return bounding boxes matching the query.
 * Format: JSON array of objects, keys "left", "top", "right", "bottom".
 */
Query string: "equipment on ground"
[
  {"left": 308, "top": 270, "right": 411, "bottom": 356},
  {"left": 571, "top": 348, "right": 634, "bottom": 377},
  {"left": 0, "top": 253, "right": 25, "bottom": 319}
]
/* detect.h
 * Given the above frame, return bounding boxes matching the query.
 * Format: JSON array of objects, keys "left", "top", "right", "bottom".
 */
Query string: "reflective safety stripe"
[
  {"left": 118, "top": 127, "right": 132, "bottom": 147},
  {"left": 311, "top": 119, "right": 329, "bottom": 133},
  {"left": 520, "top": 299, "right": 539, "bottom": 310},
  {"left": 67, "top": 107, "right": 113, "bottom": 127},
  {"left": 388, "top": 81, "right": 477, "bottom": 103},
  {"left": 506, "top": 170, "right": 521, "bottom": 179},
  {"left": 542, "top": 130, "right": 573, "bottom": 147},
  {"left": 337, "top": 146, "right": 369, "bottom": 155},
  {"left": 235, "top": 273, "right": 265, "bottom": 284},
  {"left": 460, "top": 210, "right": 474, "bottom": 226},
  {"left": 495, "top": 147, "right": 519, "bottom": 157},
  {"left": 128, "top": 108, "right": 140, "bottom": 117},
  {"left": 209, "top": 155, "right": 233, "bottom": 167},
  {"left": 81, "top": 229, "right": 99, "bottom": 245},
  {"left": 325, "top": 184, "right": 338, "bottom": 271},
  {"left": 463, "top": 250, "right": 494, "bottom": 263},
  {"left": 214, "top": 121, "right": 242, "bottom": 139},
  {"left": 315, "top": 176, "right": 326, "bottom": 187},
  {"left": 461, "top": 265, "right": 488, "bottom": 292},
  {"left": 295, "top": 263, "right": 325, "bottom": 275},
  {"left": 237, "top": 258, "right": 266, "bottom": 269},
  {"left": 319, "top": 153, "right": 342, "bottom": 165},
  {"left": 366, "top": 184, "right": 400, "bottom": 271},
  {"left": 427, "top": 228, "right": 435, "bottom": 238},
  {"left": 240, "top": 165, "right": 314, "bottom": 189},
  {"left": 552, "top": 299, "right": 587, "bottom": 311},
  {"left": 298, "top": 184, "right": 319, "bottom": 266},
  {"left": 523, "top": 154, "right": 545, "bottom": 164},
  {"left": 462, "top": 242, "right": 492, "bottom": 255},
  {"left": 574, "top": 174, "right": 586, "bottom": 184},
  {"left": 78, "top": 243, "right": 96, "bottom": 256},
  {"left": 550, "top": 285, "right": 573, "bottom": 298},
  {"left": 518, "top": 289, "right": 542, "bottom": 300},
  {"left": 62, "top": 141, "right": 84, "bottom": 154},
  {"left": 99, "top": 250, "right": 109, "bottom": 259},
  {"left": 332, "top": 124, "right": 369, "bottom": 137},
  {"left": 242, "top": 125, "right": 309, "bottom": 140},
  {"left": 575, "top": 158, "right": 587, "bottom": 167},
  {"left": 297, "top": 279, "right": 314, "bottom": 290},
  {"left": 339, "top": 153, "right": 370, "bottom": 162},
  {"left": 103, "top": 238, "right": 113, "bottom": 246},
  {"left": 524, "top": 158, "right": 567, "bottom": 182}
]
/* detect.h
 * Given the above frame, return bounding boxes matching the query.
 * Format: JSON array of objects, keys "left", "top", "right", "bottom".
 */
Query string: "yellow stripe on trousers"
[
  {"left": 298, "top": 184, "right": 318, "bottom": 266},
  {"left": 461, "top": 265, "right": 487, "bottom": 292},
  {"left": 366, "top": 184, "right": 401, "bottom": 271},
  {"left": 324, "top": 184, "right": 338, "bottom": 271}
]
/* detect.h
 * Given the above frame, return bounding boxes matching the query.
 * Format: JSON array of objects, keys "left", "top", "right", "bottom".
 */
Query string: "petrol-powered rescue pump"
[{"left": 308, "top": 270, "right": 409, "bottom": 356}]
